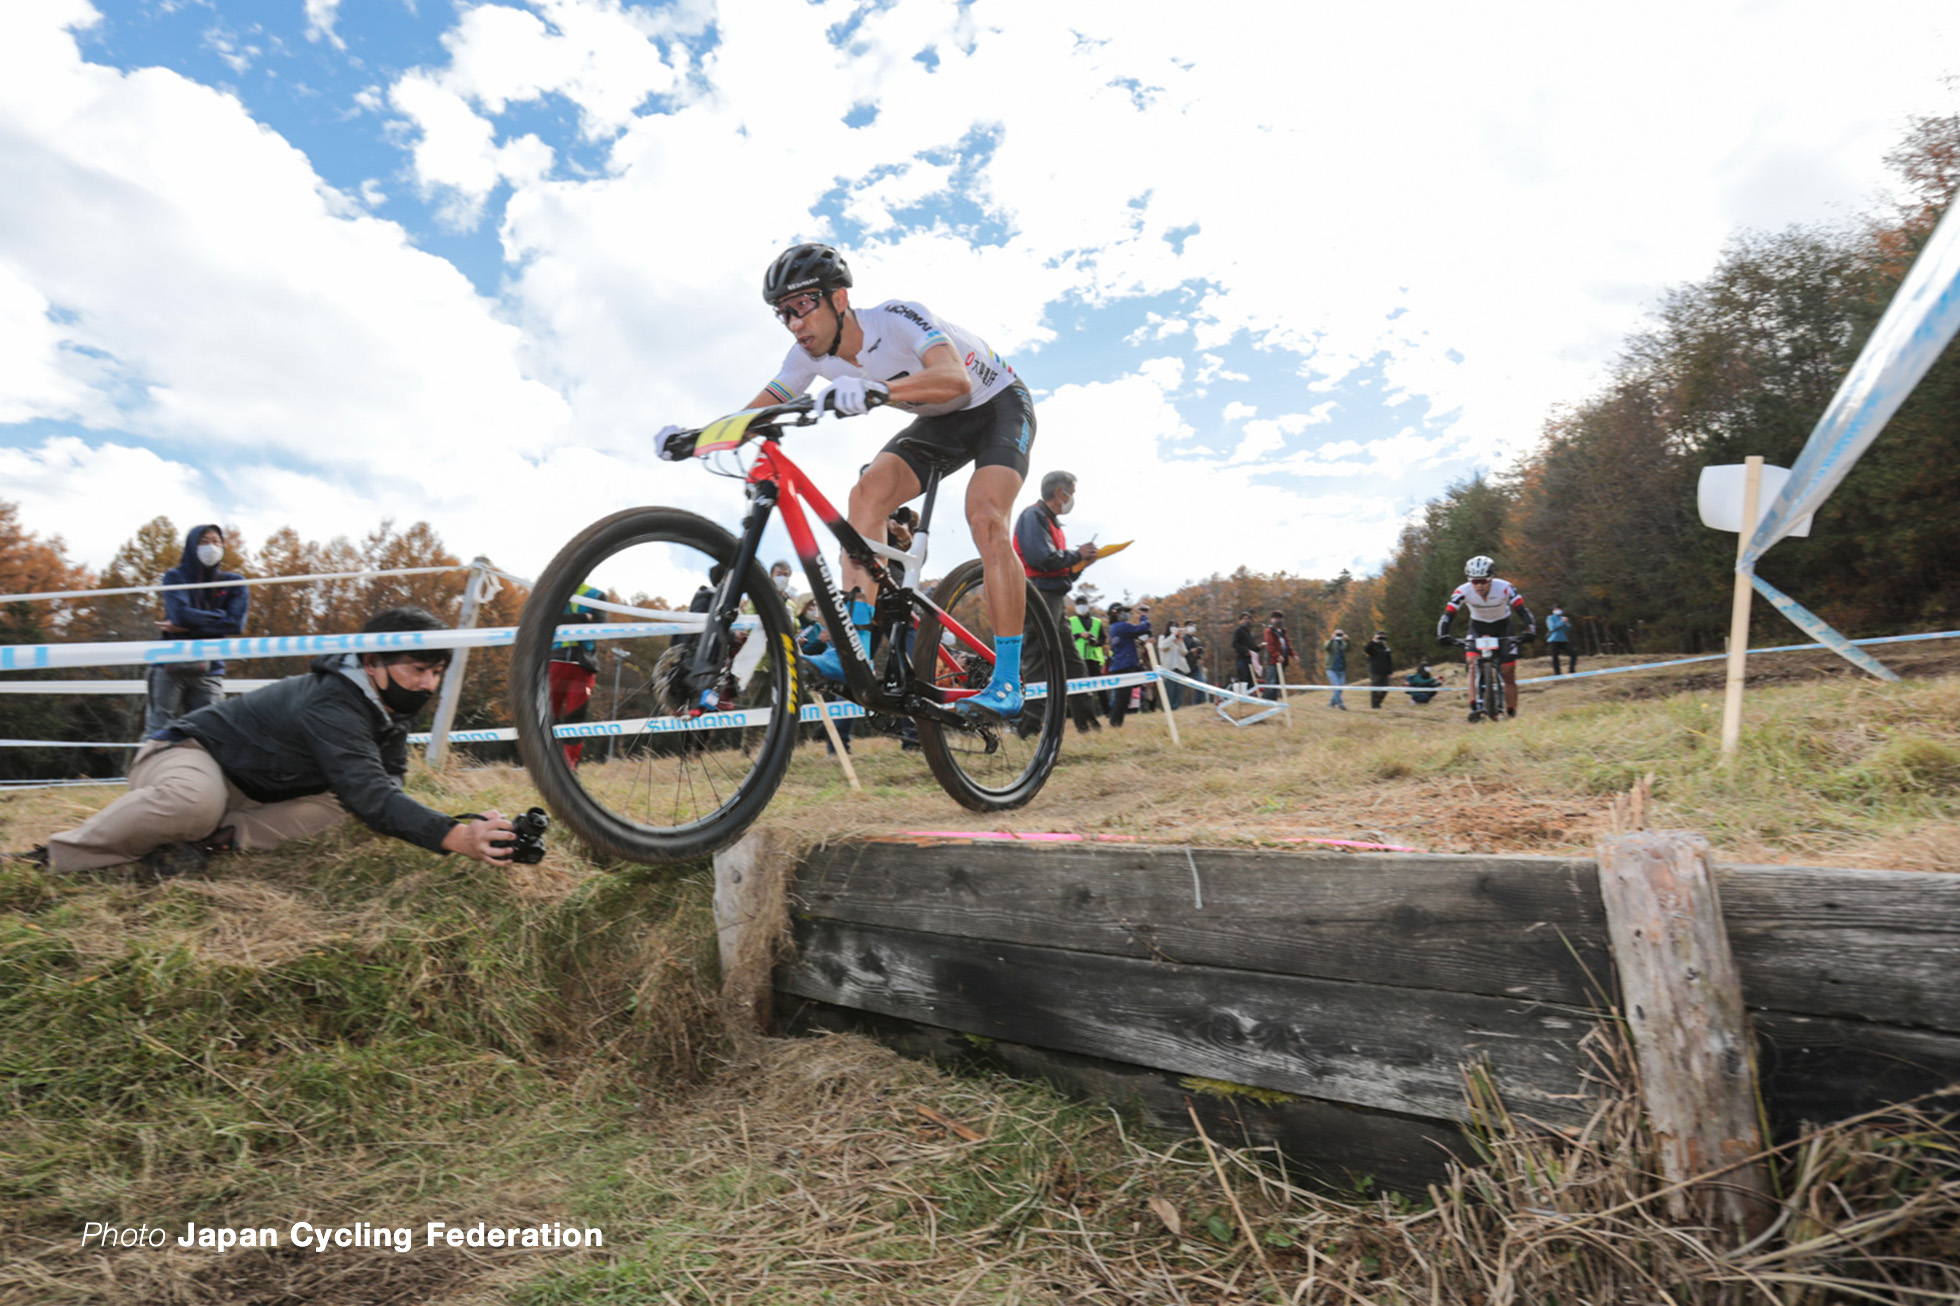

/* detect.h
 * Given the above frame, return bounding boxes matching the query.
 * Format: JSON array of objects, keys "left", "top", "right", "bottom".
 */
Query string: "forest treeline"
[
  {"left": 1155, "top": 112, "right": 1960, "bottom": 673},
  {"left": 4, "top": 117, "right": 1956, "bottom": 773}
]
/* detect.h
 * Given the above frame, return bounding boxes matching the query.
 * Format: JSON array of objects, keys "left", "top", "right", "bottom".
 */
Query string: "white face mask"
[
  {"left": 197, "top": 543, "right": 223, "bottom": 567},
  {"left": 773, "top": 573, "right": 790, "bottom": 593}
]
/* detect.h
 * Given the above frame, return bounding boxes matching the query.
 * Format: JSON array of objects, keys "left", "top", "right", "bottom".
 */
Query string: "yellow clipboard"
[{"left": 1069, "top": 539, "right": 1132, "bottom": 575}]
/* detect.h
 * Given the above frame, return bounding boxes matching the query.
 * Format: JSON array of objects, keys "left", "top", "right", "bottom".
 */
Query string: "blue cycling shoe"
[{"left": 955, "top": 680, "right": 1024, "bottom": 722}]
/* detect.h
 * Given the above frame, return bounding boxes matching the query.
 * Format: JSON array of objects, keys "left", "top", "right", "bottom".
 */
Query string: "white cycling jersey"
[
  {"left": 1443, "top": 578, "right": 1526, "bottom": 624},
  {"left": 762, "top": 299, "right": 1017, "bottom": 419}
]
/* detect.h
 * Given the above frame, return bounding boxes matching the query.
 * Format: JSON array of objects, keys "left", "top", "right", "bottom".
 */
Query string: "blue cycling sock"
[{"left": 991, "top": 634, "right": 1023, "bottom": 687}]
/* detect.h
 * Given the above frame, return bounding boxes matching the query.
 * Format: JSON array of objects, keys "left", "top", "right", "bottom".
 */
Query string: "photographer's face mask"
[{"left": 373, "top": 658, "right": 442, "bottom": 716}]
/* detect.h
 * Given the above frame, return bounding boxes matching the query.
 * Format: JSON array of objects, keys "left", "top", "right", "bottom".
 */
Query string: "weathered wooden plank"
[
  {"left": 1755, "top": 1011, "right": 1960, "bottom": 1135},
  {"left": 713, "top": 829, "right": 793, "bottom": 1032},
  {"left": 1599, "top": 832, "right": 1772, "bottom": 1236},
  {"left": 795, "top": 842, "right": 1610, "bottom": 1004},
  {"left": 781, "top": 916, "right": 1601, "bottom": 1126},
  {"left": 783, "top": 997, "right": 1473, "bottom": 1194},
  {"left": 1717, "top": 864, "right": 1960, "bottom": 1034}
]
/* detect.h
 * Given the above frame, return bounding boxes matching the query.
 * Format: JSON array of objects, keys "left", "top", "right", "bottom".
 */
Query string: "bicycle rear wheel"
[
  {"left": 509, "top": 507, "right": 799, "bottom": 864},
  {"left": 912, "top": 560, "right": 1065, "bottom": 811}
]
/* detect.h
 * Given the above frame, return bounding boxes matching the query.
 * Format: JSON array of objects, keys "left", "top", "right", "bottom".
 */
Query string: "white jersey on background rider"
[
  {"left": 1442, "top": 578, "right": 1527, "bottom": 624},
  {"left": 762, "top": 299, "right": 1017, "bottom": 419}
]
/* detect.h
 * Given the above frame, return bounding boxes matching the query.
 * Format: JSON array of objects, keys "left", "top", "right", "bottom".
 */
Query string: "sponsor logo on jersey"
[
  {"left": 884, "top": 303, "right": 933, "bottom": 331},
  {"left": 964, "top": 349, "right": 1000, "bottom": 388}
]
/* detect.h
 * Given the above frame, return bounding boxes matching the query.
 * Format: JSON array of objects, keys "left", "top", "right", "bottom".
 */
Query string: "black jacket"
[
  {"left": 1363, "top": 639, "right": 1394, "bottom": 676},
  {"left": 167, "top": 655, "right": 456, "bottom": 852}
]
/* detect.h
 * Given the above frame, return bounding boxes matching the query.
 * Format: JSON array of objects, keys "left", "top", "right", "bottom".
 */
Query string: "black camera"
[
  {"left": 460, "top": 807, "right": 550, "bottom": 864},
  {"left": 501, "top": 807, "right": 550, "bottom": 864}
]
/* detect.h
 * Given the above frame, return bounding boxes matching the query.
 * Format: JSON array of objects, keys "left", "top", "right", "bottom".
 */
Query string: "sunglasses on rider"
[{"left": 773, "top": 291, "right": 827, "bottom": 324}]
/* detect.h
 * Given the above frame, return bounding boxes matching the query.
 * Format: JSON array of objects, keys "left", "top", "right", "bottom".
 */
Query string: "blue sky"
[{"left": 3, "top": 0, "right": 1958, "bottom": 600}]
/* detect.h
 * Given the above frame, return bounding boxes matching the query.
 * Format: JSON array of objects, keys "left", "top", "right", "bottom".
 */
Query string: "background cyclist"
[
  {"left": 661, "top": 242, "right": 1035, "bottom": 722},
  {"left": 1435, "top": 555, "right": 1537, "bottom": 718}
]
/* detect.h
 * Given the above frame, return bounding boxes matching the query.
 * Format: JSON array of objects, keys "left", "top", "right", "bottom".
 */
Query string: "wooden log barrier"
[
  {"left": 713, "top": 830, "right": 793, "bottom": 1032},
  {"left": 776, "top": 838, "right": 1960, "bottom": 1196},
  {"left": 1597, "top": 831, "right": 1774, "bottom": 1237}
]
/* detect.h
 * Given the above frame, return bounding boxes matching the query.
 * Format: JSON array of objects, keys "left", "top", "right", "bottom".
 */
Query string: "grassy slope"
[{"left": 1, "top": 671, "right": 1956, "bottom": 1303}]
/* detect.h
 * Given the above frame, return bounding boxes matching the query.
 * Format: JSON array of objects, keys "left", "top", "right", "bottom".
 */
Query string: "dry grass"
[{"left": 3, "top": 661, "right": 1957, "bottom": 1304}]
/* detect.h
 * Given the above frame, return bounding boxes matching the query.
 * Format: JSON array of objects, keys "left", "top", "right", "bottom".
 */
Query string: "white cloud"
[
  {"left": 0, "top": 437, "right": 207, "bottom": 563},
  {"left": 6, "top": 0, "right": 1960, "bottom": 590},
  {"left": 304, "top": 0, "right": 344, "bottom": 50}
]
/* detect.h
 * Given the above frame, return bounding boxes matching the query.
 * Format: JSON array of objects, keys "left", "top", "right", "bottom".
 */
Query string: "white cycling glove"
[
  {"left": 654, "top": 424, "right": 691, "bottom": 461},
  {"left": 825, "top": 377, "right": 887, "bottom": 416}
]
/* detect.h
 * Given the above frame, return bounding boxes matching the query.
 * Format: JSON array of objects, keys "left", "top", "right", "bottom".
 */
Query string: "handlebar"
[{"left": 665, "top": 387, "right": 889, "bottom": 460}]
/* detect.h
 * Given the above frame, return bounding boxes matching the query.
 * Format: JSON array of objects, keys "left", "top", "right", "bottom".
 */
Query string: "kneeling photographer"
[{"left": 28, "top": 607, "right": 520, "bottom": 876}]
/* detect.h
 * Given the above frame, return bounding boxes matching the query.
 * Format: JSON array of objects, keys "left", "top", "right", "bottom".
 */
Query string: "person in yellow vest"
[{"left": 1066, "top": 594, "right": 1107, "bottom": 734}]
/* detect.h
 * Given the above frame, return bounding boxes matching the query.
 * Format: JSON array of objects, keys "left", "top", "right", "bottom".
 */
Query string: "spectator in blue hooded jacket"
[{"left": 145, "top": 524, "right": 249, "bottom": 735}]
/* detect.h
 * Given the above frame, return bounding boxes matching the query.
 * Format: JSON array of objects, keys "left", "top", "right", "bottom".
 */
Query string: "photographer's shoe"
[
  {"left": 143, "top": 842, "right": 208, "bottom": 880},
  {"left": 196, "top": 826, "right": 237, "bottom": 857},
  {"left": 955, "top": 681, "right": 1024, "bottom": 722}
]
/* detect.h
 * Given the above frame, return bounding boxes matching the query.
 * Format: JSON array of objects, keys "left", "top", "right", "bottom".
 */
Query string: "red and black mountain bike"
[{"left": 508, "top": 393, "right": 1066, "bottom": 863}]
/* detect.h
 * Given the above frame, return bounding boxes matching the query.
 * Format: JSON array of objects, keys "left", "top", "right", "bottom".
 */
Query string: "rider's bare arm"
[{"left": 887, "top": 343, "right": 971, "bottom": 408}]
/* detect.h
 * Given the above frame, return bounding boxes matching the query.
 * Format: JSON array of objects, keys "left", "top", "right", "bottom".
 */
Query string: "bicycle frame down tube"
[{"left": 754, "top": 442, "right": 994, "bottom": 700}]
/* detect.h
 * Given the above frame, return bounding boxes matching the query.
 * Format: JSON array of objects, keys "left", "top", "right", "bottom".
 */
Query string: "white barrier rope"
[{"left": 0, "top": 564, "right": 473, "bottom": 607}]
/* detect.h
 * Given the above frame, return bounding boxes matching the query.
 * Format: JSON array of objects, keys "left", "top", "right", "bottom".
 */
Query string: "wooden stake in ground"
[
  {"left": 813, "top": 697, "right": 861, "bottom": 791},
  {"left": 1719, "top": 456, "right": 1764, "bottom": 759},
  {"left": 1141, "top": 643, "right": 1181, "bottom": 747},
  {"left": 712, "top": 829, "right": 793, "bottom": 1032},
  {"left": 1596, "top": 830, "right": 1773, "bottom": 1239}
]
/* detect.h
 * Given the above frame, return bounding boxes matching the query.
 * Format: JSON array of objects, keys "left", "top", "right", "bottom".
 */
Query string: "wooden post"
[
  {"left": 1597, "top": 831, "right": 1773, "bottom": 1237},
  {"left": 1143, "top": 642, "right": 1181, "bottom": 747},
  {"left": 712, "top": 829, "right": 792, "bottom": 1032},
  {"left": 1719, "top": 457, "right": 1764, "bottom": 759},
  {"left": 425, "top": 557, "right": 491, "bottom": 768},
  {"left": 814, "top": 698, "right": 861, "bottom": 791}
]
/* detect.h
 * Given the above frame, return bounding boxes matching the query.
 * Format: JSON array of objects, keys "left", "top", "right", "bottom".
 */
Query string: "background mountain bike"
[{"left": 508, "top": 394, "right": 1066, "bottom": 864}]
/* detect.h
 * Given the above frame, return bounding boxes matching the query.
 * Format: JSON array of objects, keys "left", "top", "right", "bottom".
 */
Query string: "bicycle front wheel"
[
  {"left": 509, "top": 507, "right": 799, "bottom": 864},
  {"left": 912, "top": 560, "right": 1065, "bottom": 811}
]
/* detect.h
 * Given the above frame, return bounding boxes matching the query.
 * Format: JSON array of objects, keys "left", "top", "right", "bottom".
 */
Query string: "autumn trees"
[{"left": 1376, "top": 114, "right": 1960, "bottom": 660}]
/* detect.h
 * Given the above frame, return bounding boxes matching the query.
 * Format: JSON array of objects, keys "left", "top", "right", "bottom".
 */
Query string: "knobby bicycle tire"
[
  {"left": 912, "top": 559, "right": 1066, "bottom": 811},
  {"left": 509, "top": 507, "right": 799, "bottom": 864}
]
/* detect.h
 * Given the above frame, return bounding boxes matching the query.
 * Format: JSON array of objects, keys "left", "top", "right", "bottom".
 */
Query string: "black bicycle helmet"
[{"left": 762, "top": 243, "right": 853, "bottom": 304}]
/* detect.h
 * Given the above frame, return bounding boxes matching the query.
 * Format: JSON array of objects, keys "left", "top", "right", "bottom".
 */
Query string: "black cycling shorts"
[
  {"left": 880, "top": 379, "right": 1035, "bottom": 488},
  {"left": 1468, "top": 618, "right": 1520, "bottom": 665}
]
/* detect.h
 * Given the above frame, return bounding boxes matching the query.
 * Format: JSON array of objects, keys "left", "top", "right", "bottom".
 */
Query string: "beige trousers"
[{"left": 47, "top": 739, "right": 347, "bottom": 872}]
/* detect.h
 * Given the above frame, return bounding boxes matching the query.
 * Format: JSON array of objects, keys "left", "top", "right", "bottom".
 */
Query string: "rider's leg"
[
  {"left": 966, "top": 465, "right": 1025, "bottom": 641},
  {"left": 1501, "top": 659, "right": 1519, "bottom": 715},
  {"left": 843, "top": 453, "right": 921, "bottom": 604},
  {"left": 953, "top": 464, "right": 1028, "bottom": 718}
]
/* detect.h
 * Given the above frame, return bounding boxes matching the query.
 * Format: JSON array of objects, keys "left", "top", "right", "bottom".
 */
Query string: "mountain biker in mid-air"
[
  {"left": 657, "top": 242, "right": 1036, "bottom": 722},
  {"left": 1436, "top": 555, "right": 1537, "bottom": 718}
]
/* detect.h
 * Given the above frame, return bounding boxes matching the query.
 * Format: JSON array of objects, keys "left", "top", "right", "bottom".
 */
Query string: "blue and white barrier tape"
[
  {"left": 1746, "top": 199, "right": 1960, "bottom": 562},
  {"left": 405, "top": 670, "right": 1165, "bottom": 744},
  {"left": 0, "top": 621, "right": 714, "bottom": 672}
]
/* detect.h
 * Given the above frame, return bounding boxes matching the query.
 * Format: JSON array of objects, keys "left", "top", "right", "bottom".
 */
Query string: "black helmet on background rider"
[
  {"left": 1464, "top": 555, "right": 1495, "bottom": 580},
  {"left": 762, "top": 243, "right": 853, "bottom": 304}
]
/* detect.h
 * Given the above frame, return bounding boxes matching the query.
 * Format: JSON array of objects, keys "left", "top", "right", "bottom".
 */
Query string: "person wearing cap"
[
  {"left": 1363, "top": 629, "right": 1396, "bottom": 709},
  {"left": 1404, "top": 661, "right": 1442, "bottom": 705},
  {"left": 1323, "top": 627, "right": 1351, "bottom": 710},
  {"left": 1105, "top": 602, "right": 1151, "bottom": 727}
]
